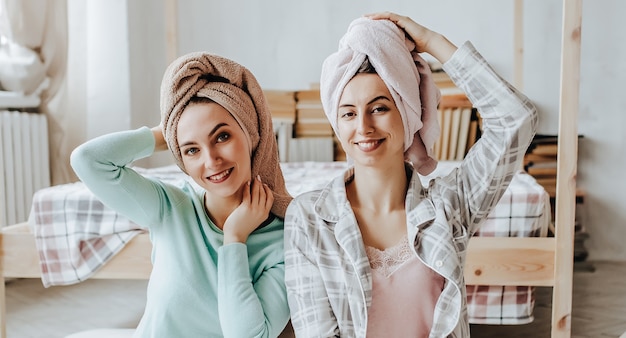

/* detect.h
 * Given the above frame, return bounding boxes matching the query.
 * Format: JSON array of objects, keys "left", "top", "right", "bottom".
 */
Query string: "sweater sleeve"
[
  {"left": 439, "top": 41, "right": 538, "bottom": 235},
  {"left": 70, "top": 127, "right": 184, "bottom": 228},
  {"left": 217, "top": 242, "right": 290, "bottom": 338}
]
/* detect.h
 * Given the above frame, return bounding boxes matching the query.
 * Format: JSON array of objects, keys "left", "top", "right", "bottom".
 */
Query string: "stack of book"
[
  {"left": 294, "top": 90, "right": 333, "bottom": 137},
  {"left": 294, "top": 89, "right": 343, "bottom": 161},
  {"left": 524, "top": 134, "right": 561, "bottom": 197},
  {"left": 524, "top": 134, "right": 586, "bottom": 204},
  {"left": 263, "top": 90, "right": 296, "bottom": 162},
  {"left": 263, "top": 90, "right": 296, "bottom": 125},
  {"left": 433, "top": 72, "right": 482, "bottom": 161},
  {"left": 524, "top": 134, "right": 588, "bottom": 261}
]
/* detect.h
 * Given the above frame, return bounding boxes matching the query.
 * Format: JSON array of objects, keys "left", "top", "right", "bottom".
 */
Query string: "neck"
[
  {"left": 204, "top": 191, "right": 242, "bottom": 229},
  {"left": 347, "top": 160, "right": 409, "bottom": 213}
]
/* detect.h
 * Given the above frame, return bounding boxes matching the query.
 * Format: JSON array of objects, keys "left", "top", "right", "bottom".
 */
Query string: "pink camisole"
[{"left": 365, "top": 235, "right": 445, "bottom": 338}]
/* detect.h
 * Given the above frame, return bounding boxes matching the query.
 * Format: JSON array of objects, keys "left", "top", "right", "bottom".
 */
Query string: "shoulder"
[
  {"left": 285, "top": 189, "right": 324, "bottom": 224},
  {"left": 292, "top": 188, "right": 324, "bottom": 207}
]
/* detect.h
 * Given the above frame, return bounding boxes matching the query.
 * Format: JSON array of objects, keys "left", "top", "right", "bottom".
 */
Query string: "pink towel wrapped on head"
[{"left": 320, "top": 17, "right": 441, "bottom": 175}]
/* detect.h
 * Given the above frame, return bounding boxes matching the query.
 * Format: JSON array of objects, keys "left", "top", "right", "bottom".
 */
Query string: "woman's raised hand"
[
  {"left": 364, "top": 11, "right": 457, "bottom": 63},
  {"left": 223, "top": 175, "right": 274, "bottom": 244}
]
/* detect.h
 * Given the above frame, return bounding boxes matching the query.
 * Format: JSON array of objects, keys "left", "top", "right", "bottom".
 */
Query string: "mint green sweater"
[{"left": 70, "top": 127, "right": 290, "bottom": 338}]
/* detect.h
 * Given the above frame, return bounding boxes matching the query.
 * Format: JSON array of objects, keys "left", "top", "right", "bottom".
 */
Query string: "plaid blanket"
[{"left": 29, "top": 161, "right": 549, "bottom": 325}]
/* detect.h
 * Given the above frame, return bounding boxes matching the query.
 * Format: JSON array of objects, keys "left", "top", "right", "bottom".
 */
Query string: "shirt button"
[{"left": 435, "top": 260, "right": 443, "bottom": 267}]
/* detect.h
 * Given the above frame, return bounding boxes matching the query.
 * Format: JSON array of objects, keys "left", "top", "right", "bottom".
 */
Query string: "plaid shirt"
[{"left": 284, "top": 41, "right": 538, "bottom": 338}]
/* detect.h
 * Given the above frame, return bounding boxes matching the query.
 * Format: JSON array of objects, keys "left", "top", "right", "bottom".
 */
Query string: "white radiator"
[{"left": 0, "top": 110, "right": 50, "bottom": 227}]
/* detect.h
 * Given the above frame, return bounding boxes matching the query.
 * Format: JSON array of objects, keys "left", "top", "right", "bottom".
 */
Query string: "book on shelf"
[
  {"left": 448, "top": 107, "right": 462, "bottom": 161},
  {"left": 296, "top": 108, "right": 326, "bottom": 120},
  {"left": 295, "top": 89, "right": 321, "bottom": 104},
  {"left": 295, "top": 122, "right": 333, "bottom": 137},
  {"left": 530, "top": 143, "right": 558, "bottom": 156},
  {"left": 287, "top": 137, "right": 334, "bottom": 162},
  {"left": 264, "top": 90, "right": 296, "bottom": 123},
  {"left": 439, "top": 107, "right": 453, "bottom": 160},
  {"left": 333, "top": 135, "right": 346, "bottom": 161},
  {"left": 465, "top": 109, "right": 481, "bottom": 153},
  {"left": 455, "top": 107, "right": 472, "bottom": 160},
  {"left": 434, "top": 108, "right": 443, "bottom": 159}
]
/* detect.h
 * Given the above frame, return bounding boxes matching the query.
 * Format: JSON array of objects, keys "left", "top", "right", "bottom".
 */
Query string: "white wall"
[
  {"left": 176, "top": 0, "right": 516, "bottom": 91},
  {"left": 72, "top": 0, "right": 626, "bottom": 261}
]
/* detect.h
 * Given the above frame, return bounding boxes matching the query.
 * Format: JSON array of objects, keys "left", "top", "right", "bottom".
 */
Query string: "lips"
[
  {"left": 355, "top": 139, "right": 384, "bottom": 152},
  {"left": 207, "top": 168, "right": 233, "bottom": 183}
]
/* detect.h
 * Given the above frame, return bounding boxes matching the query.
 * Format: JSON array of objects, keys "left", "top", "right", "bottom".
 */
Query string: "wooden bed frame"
[{"left": 0, "top": 1, "right": 581, "bottom": 337}]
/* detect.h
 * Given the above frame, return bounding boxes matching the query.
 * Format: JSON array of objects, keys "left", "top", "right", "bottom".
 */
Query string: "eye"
[
  {"left": 216, "top": 132, "right": 230, "bottom": 143},
  {"left": 339, "top": 110, "right": 356, "bottom": 119},
  {"left": 182, "top": 147, "right": 199, "bottom": 156},
  {"left": 372, "top": 105, "right": 390, "bottom": 114}
]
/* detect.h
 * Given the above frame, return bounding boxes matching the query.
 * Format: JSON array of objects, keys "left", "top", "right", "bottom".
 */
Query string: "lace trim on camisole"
[{"left": 365, "top": 235, "right": 414, "bottom": 277}]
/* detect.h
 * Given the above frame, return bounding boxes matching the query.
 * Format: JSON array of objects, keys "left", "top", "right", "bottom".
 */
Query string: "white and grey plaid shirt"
[{"left": 284, "top": 41, "right": 537, "bottom": 338}]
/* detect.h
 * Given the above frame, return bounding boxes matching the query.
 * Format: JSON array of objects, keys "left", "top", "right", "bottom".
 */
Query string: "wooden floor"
[
  {"left": 4, "top": 261, "right": 626, "bottom": 338},
  {"left": 470, "top": 261, "right": 626, "bottom": 338}
]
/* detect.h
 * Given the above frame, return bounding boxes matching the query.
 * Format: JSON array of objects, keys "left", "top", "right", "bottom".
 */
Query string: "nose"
[
  {"left": 356, "top": 113, "right": 374, "bottom": 135},
  {"left": 203, "top": 147, "right": 222, "bottom": 169}
]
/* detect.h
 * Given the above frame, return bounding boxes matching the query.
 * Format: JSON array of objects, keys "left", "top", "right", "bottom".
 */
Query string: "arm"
[
  {"left": 368, "top": 12, "right": 537, "bottom": 234},
  {"left": 443, "top": 42, "right": 537, "bottom": 234},
  {"left": 70, "top": 127, "right": 184, "bottom": 227},
  {"left": 217, "top": 182, "right": 287, "bottom": 338},
  {"left": 284, "top": 201, "right": 340, "bottom": 337},
  {"left": 151, "top": 125, "right": 169, "bottom": 152},
  {"left": 217, "top": 242, "right": 290, "bottom": 338}
]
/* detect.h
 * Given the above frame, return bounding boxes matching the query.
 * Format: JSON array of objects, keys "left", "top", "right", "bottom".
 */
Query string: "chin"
[{"left": 351, "top": 156, "right": 380, "bottom": 168}]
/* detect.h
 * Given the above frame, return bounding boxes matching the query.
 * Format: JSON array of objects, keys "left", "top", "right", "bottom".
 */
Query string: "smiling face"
[
  {"left": 336, "top": 73, "right": 405, "bottom": 167},
  {"left": 177, "top": 100, "right": 252, "bottom": 200}
]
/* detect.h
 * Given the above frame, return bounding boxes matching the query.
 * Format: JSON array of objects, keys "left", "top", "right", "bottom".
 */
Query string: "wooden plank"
[
  {"left": 513, "top": 0, "right": 525, "bottom": 90},
  {"left": 465, "top": 237, "right": 555, "bottom": 286},
  {"left": 0, "top": 224, "right": 152, "bottom": 280},
  {"left": 0, "top": 224, "right": 41, "bottom": 278},
  {"left": 552, "top": 0, "right": 582, "bottom": 337},
  {"left": 2, "top": 224, "right": 556, "bottom": 286},
  {"left": 527, "top": 166, "right": 558, "bottom": 177},
  {"left": 93, "top": 234, "right": 152, "bottom": 279},
  {"left": 0, "top": 223, "right": 33, "bottom": 338},
  {"left": 164, "top": 0, "right": 178, "bottom": 63}
]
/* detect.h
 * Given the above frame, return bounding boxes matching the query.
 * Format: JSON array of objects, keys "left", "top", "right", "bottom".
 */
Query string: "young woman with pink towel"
[{"left": 284, "top": 12, "right": 537, "bottom": 337}]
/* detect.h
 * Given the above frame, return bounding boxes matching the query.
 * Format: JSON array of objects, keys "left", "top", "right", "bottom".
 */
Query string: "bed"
[{"left": 0, "top": 160, "right": 552, "bottom": 336}]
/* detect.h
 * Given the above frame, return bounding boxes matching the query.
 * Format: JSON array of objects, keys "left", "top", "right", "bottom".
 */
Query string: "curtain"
[{"left": 0, "top": 0, "right": 74, "bottom": 185}]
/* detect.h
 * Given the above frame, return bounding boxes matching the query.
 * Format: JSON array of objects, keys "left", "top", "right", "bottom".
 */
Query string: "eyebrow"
[
  {"left": 338, "top": 95, "right": 391, "bottom": 108},
  {"left": 179, "top": 122, "right": 228, "bottom": 147}
]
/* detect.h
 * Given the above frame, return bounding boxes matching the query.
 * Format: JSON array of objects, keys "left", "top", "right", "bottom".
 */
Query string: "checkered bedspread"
[{"left": 29, "top": 161, "right": 549, "bottom": 325}]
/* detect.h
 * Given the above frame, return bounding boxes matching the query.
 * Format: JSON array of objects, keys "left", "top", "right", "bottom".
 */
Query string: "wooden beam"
[
  {"left": 513, "top": 0, "right": 525, "bottom": 90},
  {"left": 164, "top": 0, "right": 179, "bottom": 63},
  {"left": 465, "top": 237, "right": 556, "bottom": 286},
  {"left": 2, "top": 225, "right": 558, "bottom": 285},
  {"left": 552, "top": 0, "right": 582, "bottom": 336},
  {"left": 0, "top": 225, "right": 41, "bottom": 279}
]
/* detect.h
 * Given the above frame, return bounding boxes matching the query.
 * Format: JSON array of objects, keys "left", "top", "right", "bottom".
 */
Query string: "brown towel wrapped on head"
[{"left": 159, "top": 52, "right": 292, "bottom": 218}]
